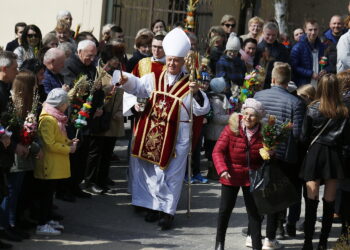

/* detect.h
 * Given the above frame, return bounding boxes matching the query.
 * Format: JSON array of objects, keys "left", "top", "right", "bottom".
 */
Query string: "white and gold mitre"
[{"left": 163, "top": 28, "right": 191, "bottom": 58}]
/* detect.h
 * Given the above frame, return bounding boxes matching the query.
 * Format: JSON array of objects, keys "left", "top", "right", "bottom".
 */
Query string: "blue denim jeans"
[{"left": 1, "top": 172, "right": 25, "bottom": 227}]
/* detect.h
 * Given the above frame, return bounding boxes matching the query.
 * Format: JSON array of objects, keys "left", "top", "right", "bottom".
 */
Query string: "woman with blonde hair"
[
  {"left": 300, "top": 74, "right": 350, "bottom": 250},
  {"left": 240, "top": 16, "right": 264, "bottom": 42},
  {"left": 296, "top": 84, "right": 316, "bottom": 105},
  {"left": 220, "top": 15, "right": 236, "bottom": 38}
]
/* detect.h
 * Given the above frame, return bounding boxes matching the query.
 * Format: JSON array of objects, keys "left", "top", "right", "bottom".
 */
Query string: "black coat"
[
  {"left": 301, "top": 102, "right": 350, "bottom": 148},
  {"left": 126, "top": 50, "right": 148, "bottom": 73},
  {"left": 5, "top": 39, "right": 19, "bottom": 52},
  {"left": 61, "top": 54, "right": 97, "bottom": 88},
  {"left": 254, "top": 40, "right": 289, "bottom": 89},
  {"left": 0, "top": 81, "right": 15, "bottom": 197}
]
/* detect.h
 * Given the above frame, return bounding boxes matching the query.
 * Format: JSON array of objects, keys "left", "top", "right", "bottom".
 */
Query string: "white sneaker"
[
  {"left": 36, "top": 224, "right": 61, "bottom": 235},
  {"left": 48, "top": 220, "right": 64, "bottom": 230},
  {"left": 245, "top": 235, "right": 252, "bottom": 248},
  {"left": 262, "top": 238, "right": 283, "bottom": 249}
]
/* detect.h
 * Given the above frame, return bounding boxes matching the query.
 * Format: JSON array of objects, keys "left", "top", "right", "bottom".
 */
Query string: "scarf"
[
  {"left": 239, "top": 49, "right": 254, "bottom": 67},
  {"left": 43, "top": 102, "right": 68, "bottom": 137},
  {"left": 241, "top": 119, "right": 259, "bottom": 142}
]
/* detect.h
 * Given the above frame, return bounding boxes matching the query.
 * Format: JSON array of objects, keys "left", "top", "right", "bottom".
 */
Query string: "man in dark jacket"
[
  {"left": 0, "top": 51, "right": 28, "bottom": 248},
  {"left": 0, "top": 52, "right": 28, "bottom": 168},
  {"left": 5, "top": 23, "right": 26, "bottom": 52},
  {"left": 290, "top": 19, "right": 327, "bottom": 87},
  {"left": 254, "top": 22, "right": 289, "bottom": 89},
  {"left": 59, "top": 40, "right": 100, "bottom": 201},
  {"left": 322, "top": 15, "right": 347, "bottom": 75},
  {"left": 254, "top": 62, "right": 306, "bottom": 249},
  {"left": 61, "top": 40, "right": 97, "bottom": 86},
  {"left": 42, "top": 48, "right": 68, "bottom": 94}
]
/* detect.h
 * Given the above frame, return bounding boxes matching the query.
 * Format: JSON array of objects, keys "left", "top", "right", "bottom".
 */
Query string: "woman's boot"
[
  {"left": 317, "top": 199, "right": 335, "bottom": 250},
  {"left": 302, "top": 198, "right": 319, "bottom": 250}
]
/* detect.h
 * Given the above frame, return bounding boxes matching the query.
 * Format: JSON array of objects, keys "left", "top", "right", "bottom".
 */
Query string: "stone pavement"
[{"left": 11, "top": 138, "right": 342, "bottom": 250}]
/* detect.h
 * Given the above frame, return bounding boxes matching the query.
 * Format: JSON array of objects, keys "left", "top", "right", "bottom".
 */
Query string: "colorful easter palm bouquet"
[
  {"left": 68, "top": 74, "right": 91, "bottom": 125},
  {"left": 238, "top": 65, "right": 265, "bottom": 103},
  {"left": 20, "top": 91, "right": 40, "bottom": 146},
  {"left": 259, "top": 115, "right": 293, "bottom": 160},
  {"left": 20, "top": 113, "right": 37, "bottom": 146},
  {"left": 70, "top": 72, "right": 105, "bottom": 138}
]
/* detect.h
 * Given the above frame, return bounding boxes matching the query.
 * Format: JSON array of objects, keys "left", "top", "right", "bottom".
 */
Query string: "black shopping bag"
[{"left": 249, "top": 160, "right": 298, "bottom": 215}]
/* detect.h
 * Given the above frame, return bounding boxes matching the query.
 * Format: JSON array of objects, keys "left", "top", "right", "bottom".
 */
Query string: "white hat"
[
  {"left": 225, "top": 32, "right": 241, "bottom": 52},
  {"left": 163, "top": 28, "right": 191, "bottom": 57},
  {"left": 242, "top": 98, "right": 266, "bottom": 118}
]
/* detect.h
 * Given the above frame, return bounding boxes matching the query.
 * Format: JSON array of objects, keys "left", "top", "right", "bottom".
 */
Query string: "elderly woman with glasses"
[
  {"left": 213, "top": 98, "right": 267, "bottom": 250},
  {"left": 240, "top": 16, "right": 264, "bottom": 42},
  {"left": 13, "top": 24, "right": 42, "bottom": 67}
]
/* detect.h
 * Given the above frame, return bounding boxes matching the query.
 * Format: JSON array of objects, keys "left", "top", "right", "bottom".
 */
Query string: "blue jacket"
[
  {"left": 323, "top": 28, "right": 347, "bottom": 45},
  {"left": 42, "top": 69, "right": 65, "bottom": 94},
  {"left": 216, "top": 55, "right": 246, "bottom": 86},
  {"left": 290, "top": 34, "right": 325, "bottom": 87},
  {"left": 254, "top": 86, "right": 306, "bottom": 163}
]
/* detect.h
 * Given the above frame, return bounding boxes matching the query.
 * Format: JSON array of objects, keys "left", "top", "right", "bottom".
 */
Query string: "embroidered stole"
[{"left": 132, "top": 71, "right": 190, "bottom": 169}]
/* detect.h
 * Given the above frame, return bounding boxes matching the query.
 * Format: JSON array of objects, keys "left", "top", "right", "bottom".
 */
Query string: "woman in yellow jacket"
[{"left": 34, "top": 88, "right": 78, "bottom": 236}]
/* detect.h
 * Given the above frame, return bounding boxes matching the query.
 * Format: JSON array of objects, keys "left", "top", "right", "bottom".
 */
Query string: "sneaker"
[
  {"left": 183, "top": 175, "right": 194, "bottom": 184},
  {"left": 36, "top": 224, "right": 61, "bottom": 236},
  {"left": 245, "top": 235, "right": 252, "bottom": 248},
  {"left": 262, "top": 238, "right": 283, "bottom": 249},
  {"left": 48, "top": 220, "right": 64, "bottom": 230},
  {"left": 192, "top": 173, "right": 208, "bottom": 184}
]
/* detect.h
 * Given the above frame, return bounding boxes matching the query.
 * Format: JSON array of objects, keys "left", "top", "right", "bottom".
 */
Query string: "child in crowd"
[{"left": 216, "top": 33, "right": 246, "bottom": 97}]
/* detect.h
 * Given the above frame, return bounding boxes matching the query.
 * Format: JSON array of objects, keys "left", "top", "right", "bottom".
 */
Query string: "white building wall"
[{"left": 0, "top": 0, "right": 105, "bottom": 48}]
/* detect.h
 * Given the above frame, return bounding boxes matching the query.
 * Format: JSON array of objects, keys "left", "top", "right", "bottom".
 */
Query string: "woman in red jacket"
[{"left": 213, "top": 98, "right": 266, "bottom": 250}]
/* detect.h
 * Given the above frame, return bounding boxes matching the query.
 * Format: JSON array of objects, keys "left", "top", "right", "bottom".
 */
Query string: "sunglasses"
[
  {"left": 27, "top": 34, "right": 38, "bottom": 38},
  {"left": 224, "top": 23, "right": 236, "bottom": 28}
]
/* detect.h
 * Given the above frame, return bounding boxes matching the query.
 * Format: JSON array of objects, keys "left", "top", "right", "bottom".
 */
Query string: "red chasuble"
[{"left": 132, "top": 71, "right": 191, "bottom": 169}]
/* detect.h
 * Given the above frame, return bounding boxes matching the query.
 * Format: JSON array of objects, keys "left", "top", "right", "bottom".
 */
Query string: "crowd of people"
[{"left": 0, "top": 4, "right": 349, "bottom": 250}]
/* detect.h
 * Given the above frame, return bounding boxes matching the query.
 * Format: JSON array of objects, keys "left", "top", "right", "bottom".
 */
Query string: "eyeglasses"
[
  {"left": 224, "top": 23, "right": 236, "bottom": 28},
  {"left": 27, "top": 34, "right": 38, "bottom": 38}
]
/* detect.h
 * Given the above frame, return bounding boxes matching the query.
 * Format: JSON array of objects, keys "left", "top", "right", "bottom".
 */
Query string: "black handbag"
[
  {"left": 90, "top": 93, "right": 117, "bottom": 133},
  {"left": 249, "top": 160, "right": 299, "bottom": 215}
]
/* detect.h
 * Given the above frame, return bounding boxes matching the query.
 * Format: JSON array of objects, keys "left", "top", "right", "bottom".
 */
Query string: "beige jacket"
[{"left": 93, "top": 66, "right": 125, "bottom": 137}]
